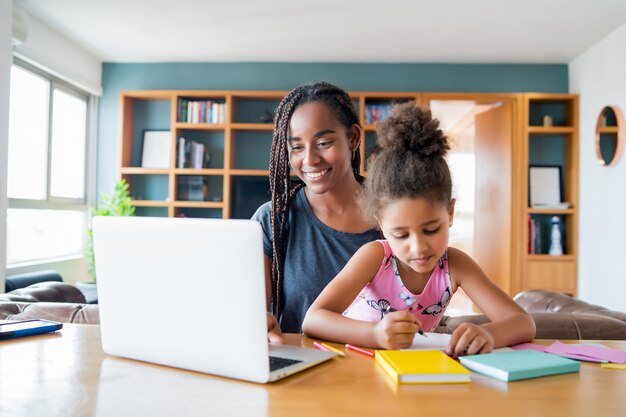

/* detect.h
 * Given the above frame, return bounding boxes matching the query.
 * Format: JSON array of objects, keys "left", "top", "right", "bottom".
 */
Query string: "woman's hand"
[
  {"left": 267, "top": 313, "right": 285, "bottom": 344},
  {"left": 374, "top": 310, "right": 421, "bottom": 350},
  {"left": 447, "top": 322, "right": 494, "bottom": 358}
]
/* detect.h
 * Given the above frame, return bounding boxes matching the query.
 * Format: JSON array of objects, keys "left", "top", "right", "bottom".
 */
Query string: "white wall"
[
  {"left": 569, "top": 22, "right": 626, "bottom": 312},
  {"left": 13, "top": 9, "right": 102, "bottom": 95},
  {"left": 0, "top": 0, "right": 13, "bottom": 291}
]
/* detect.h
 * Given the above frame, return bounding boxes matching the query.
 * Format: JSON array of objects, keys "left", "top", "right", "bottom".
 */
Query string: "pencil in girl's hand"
[
  {"left": 418, "top": 329, "right": 427, "bottom": 337},
  {"left": 345, "top": 344, "right": 374, "bottom": 357}
]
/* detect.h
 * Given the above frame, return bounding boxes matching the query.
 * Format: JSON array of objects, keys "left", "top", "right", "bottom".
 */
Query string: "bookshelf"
[
  {"left": 520, "top": 94, "right": 579, "bottom": 296},
  {"left": 119, "top": 90, "right": 421, "bottom": 220}
]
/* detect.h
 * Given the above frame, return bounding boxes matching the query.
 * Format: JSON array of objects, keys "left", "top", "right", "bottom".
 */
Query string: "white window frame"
[{"left": 7, "top": 57, "right": 96, "bottom": 268}]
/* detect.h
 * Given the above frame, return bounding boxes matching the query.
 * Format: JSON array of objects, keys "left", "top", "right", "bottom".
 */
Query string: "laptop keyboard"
[{"left": 269, "top": 356, "right": 303, "bottom": 371}]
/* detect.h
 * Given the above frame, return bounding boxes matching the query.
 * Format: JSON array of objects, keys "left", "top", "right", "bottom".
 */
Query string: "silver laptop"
[{"left": 92, "top": 216, "right": 336, "bottom": 383}]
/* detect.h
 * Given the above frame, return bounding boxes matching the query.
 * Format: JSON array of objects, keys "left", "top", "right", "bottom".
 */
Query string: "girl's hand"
[
  {"left": 447, "top": 322, "right": 494, "bottom": 358},
  {"left": 374, "top": 310, "right": 421, "bottom": 350}
]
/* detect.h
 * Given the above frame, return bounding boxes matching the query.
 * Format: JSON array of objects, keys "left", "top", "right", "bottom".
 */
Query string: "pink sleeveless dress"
[{"left": 343, "top": 240, "right": 452, "bottom": 332}]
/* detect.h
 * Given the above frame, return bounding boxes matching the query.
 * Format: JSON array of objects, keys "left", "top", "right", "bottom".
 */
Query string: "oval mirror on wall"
[{"left": 595, "top": 105, "right": 624, "bottom": 166}]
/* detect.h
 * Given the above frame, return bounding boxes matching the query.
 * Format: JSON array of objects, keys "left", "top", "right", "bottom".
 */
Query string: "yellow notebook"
[{"left": 375, "top": 350, "right": 471, "bottom": 384}]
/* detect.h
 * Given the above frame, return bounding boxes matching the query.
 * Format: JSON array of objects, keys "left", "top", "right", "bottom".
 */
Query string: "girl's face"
[
  {"left": 287, "top": 102, "right": 360, "bottom": 194},
  {"left": 377, "top": 196, "right": 454, "bottom": 277}
]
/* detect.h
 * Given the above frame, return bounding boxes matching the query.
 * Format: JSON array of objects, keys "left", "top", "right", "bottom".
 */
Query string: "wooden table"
[{"left": 0, "top": 324, "right": 624, "bottom": 417}]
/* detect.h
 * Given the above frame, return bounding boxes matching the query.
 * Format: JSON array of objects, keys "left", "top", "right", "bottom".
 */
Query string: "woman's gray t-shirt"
[{"left": 251, "top": 188, "right": 380, "bottom": 333}]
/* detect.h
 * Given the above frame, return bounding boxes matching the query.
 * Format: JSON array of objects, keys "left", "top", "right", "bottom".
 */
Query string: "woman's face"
[{"left": 287, "top": 102, "right": 360, "bottom": 194}]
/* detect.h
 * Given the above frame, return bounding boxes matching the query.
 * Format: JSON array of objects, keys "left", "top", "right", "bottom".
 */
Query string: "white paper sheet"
[
  {"left": 405, "top": 332, "right": 451, "bottom": 350},
  {"left": 404, "top": 332, "right": 514, "bottom": 352}
]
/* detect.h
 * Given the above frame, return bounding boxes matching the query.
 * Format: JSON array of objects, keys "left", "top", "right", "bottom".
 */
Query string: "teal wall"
[{"left": 98, "top": 62, "right": 568, "bottom": 194}]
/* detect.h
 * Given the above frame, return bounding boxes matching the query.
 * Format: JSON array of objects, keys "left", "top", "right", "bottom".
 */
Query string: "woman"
[{"left": 252, "top": 81, "right": 380, "bottom": 341}]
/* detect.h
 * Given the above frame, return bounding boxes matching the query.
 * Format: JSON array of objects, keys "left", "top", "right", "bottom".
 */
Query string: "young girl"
[
  {"left": 252, "top": 82, "right": 380, "bottom": 341},
  {"left": 302, "top": 103, "right": 535, "bottom": 356}
]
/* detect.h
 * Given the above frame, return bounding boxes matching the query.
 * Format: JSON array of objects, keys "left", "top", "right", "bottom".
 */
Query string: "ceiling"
[{"left": 15, "top": 0, "right": 626, "bottom": 64}]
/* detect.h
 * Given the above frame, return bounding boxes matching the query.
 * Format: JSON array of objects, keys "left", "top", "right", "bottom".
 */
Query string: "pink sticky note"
[
  {"left": 562, "top": 344, "right": 626, "bottom": 364},
  {"left": 510, "top": 343, "right": 547, "bottom": 352},
  {"left": 546, "top": 341, "right": 626, "bottom": 364},
  {"left": 544, "top": 342, "right": 599, "bottom": 362}
]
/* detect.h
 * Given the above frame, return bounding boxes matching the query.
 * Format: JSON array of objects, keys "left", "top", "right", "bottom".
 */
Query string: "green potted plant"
[{"left": 84, "top": 179, "right": 135, "bottom": 283}]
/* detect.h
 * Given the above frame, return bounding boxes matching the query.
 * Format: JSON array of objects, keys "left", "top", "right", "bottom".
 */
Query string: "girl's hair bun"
[{"left": 376, "top": 102, "right": 450, "bottom": 159}]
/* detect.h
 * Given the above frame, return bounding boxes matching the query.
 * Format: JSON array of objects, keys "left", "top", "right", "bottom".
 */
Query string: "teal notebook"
[{"left": 459, "top": 350, "right": 580, "bottom": 382}]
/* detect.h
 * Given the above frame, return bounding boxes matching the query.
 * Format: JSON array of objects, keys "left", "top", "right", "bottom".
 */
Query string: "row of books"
[
  {"left": 528, "top": 214, "right": 566, "bottom": 255},
  {"left": 176, "top": 175, "right": 206, "bottom": 201},
  {"left": 528, "top": 215, "right": 543, "bottom": 254},
  {"left": 178, "top": 99, "right": 226, "bottom": 124},
  {"left": 364, "top": 104, "right": 393, "bottom": 124},
  {"left": 177, "top": 137, "right": 210, "bottom": 169}
]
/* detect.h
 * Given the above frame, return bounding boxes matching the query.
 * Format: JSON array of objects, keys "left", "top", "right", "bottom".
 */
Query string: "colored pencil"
[
  {"left": 319, "top": 342, "right": 346, "bottom": 357},
  {"left": 345, "top": 344, "right": 375, "bottom": 357},
  {"left": 313, "top": 341, "right": 330, "bottom": 352}
]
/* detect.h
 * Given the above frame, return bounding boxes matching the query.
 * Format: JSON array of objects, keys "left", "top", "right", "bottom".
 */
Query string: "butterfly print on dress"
[
  {"left": 367, "top": 299, "right": 397, "bottom": 320},
  {"left": 421, "top": 287, "right": 451, "bottom": 317},
  {"left": 399, "top": 291, "right": 416, "bottom": 308},
  {"left": 438, "top": 251, "right": 449, "bottom": 269}
]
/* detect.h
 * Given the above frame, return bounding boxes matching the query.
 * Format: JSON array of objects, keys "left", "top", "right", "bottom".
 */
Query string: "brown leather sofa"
[
  {"left": 0, "top": 282, "right": 99, "bottom": 324},
  {"left": 440, "top": 290, "right": 626, "bottom": 340},
  {"left": 2, "top": 283, "right": 625, "bottom": 339}
]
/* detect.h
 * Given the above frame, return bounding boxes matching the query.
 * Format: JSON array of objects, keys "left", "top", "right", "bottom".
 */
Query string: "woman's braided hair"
[{"left": 269, "top": 81, "right": 363, "bottom": 318}]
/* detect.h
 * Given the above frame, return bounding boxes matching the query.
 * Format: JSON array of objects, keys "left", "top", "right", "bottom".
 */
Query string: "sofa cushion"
[
  {"left": 0, "top": 281, "right": 86, "bottom": 304},
  {"left": 0, "top": 282, "right": 98, "bottom": 324},
  {"left": 436, "top": 290, "right": 626, "bottom": 340},
  {"left": 5, "top": 270, "right": 63, "bottom": 292},
  {"left": 513, "top": 289, "right": 626, "bottom": 323},
  {"left": 439, "top": 312, "right": 626, "bottom": 340},
  {"left": 0, "top": 301, "right": 99, "bottom": 324}
]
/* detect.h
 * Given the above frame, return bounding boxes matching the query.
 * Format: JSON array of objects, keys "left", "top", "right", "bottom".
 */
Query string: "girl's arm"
[
  {"left": 447, "top": 247, "right": 536, "bottom": 356},
  {"left": 302, "top": 242, "right": 420, "bottom": 349}
]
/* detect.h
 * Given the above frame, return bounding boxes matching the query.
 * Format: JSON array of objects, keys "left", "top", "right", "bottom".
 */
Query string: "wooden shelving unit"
[
  {"left": 118, "top": 90, "right": 422, "bottom": 219},
  {"left": 119, "top": 90, "right": 579, "bottom": 296},
  {"left": 519, "top": 93, "right": 579, "bottom": 296}
]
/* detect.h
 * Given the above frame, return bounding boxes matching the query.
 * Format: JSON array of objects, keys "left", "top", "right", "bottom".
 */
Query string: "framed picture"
[
  {"left": 529, "top": 165, "right": 562, "bottom": 207},
  {"left": 141, "top": 130, "right": 171, "bottom": 168}
]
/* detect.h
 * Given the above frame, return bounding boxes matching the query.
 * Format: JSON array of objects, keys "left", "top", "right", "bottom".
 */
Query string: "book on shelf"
[
  {"left": 177, "top": 137, "right": 210, "bottom": 169},
  {"left": 531, "top": 202, "right": 571, "bottom": 209},
  {"left": 190, "top": 141, "right": 204, "bottom": 169},
  {"left": 364, "top": 104, "right": 393, "bottom": 124},
  {"left": 528, "top": 215, "right": 543, "bottom": 254},
  {"left": 374, "top": 350, "right": 471, "bottom": 384},
  {"left": 458, "top": 350, "right": 580, "bottom": 382},
  {"left": 176, "top": 175, "right": 205, "bottom": 201},
  {"left": 177, "top": 137, "right": 186, "bottom": 168}
]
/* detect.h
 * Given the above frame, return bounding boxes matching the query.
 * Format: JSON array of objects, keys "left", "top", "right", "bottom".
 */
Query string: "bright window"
[{"left": 7, "top": 62, "right": 92, "bottom": 266}]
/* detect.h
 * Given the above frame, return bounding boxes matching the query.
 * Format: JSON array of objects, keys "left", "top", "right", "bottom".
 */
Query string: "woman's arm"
[
  {"left": 264, "top": 254, "right": 284, "bottom": 344},
  {"left": 447, "top": 247, "right": 536, "bottom": 356},
  {"left": 302, "top": 242, "right": 420, "bottom": 349}
]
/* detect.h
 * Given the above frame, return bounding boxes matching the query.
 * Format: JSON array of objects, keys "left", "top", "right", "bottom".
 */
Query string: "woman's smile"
[{"left": 303, "top": 168, "right": 329, "bottom": 180}]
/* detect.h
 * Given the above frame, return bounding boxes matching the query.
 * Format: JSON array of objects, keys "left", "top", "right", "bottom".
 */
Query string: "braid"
[
  {"left": 269, "top": 81, "right": 363, "bottom": 320},
  {"left": 334, "top": 93, "right": 364, "bottom": 183},
  {"left": 269, "top": 89, "right": 304, "bottom": 318}
]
